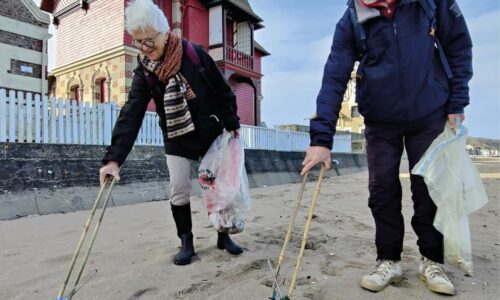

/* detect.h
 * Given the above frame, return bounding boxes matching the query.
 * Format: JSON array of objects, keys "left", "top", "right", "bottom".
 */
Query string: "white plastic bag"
[
  {"left": 198, "top": 131, "right": 251, "bottom": 234},
  {"left": 412, "top": 122, "right": 488, "bottom": 275}
]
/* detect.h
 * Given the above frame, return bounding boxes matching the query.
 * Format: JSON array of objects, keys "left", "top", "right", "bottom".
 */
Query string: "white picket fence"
[
  {"left": 240, "top": 125, "right": 352, "bottom": 153},
  {"left": 0, "top": 89, "right": 352, "bottom": 152}
]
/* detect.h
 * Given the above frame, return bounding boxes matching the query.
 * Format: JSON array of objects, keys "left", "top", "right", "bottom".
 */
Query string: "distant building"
[
  {"left": 275, "top": 124, "right": 310, "bottom": 133},
  {"left": 40, "top": 0, "right": 269, "bottom": 126},
  {"left": 0, "top": 0, "right": 51, "bottom": 95},
  {"left": 337, "top": 63, "right": 364, "bottom": 134}
]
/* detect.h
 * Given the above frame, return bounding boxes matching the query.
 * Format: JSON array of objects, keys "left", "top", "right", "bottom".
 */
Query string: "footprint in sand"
[
  {"left": 241, "top": 258, "right": 268, "bottom": 273},
  {"left": 175, "top": 281, "right": 213, "bottom": 297},
  {"left": 252, "top": 216, "right": 263, "bottom": 222},
  {"left": 320, "top": 261, "right": 339, "bottom": 276},
  {"left": 127, "top": 287, "right": 159, "bottom": 299}
]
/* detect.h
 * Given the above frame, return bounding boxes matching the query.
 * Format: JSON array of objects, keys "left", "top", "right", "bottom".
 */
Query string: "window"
[
  {"left": 234, "top": 22, "right": 252, "bottom": 55},
  {"left": 100, "top": 79, "right": 106, "bottom": 103},
  {"left": 70, "top": 85, "right": 80, "bottom": 102},
  {"left": 226, "top": 18, "right": 234, "bottom": 47},
  {"left": 95, "top": 78, "right": 107, "bottom": 103},
  {"left": 351, "top": 105, "right": 360, "bottom": 118}
]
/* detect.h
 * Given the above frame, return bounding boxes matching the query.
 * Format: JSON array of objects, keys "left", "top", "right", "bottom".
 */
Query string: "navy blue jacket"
[{"left": 310, "top": 0, "right": 472, "bottom": 149}]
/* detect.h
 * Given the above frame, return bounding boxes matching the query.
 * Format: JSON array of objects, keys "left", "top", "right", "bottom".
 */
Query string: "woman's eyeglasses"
[{"left": 132, "top": 32, "right": 161, "bottom": 49}]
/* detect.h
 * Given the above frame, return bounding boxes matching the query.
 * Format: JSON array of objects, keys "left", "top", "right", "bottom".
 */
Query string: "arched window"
[
  {"left": 95, "top": 78, "right": 107, "bottom": 103},
  {"left": 70, "top": 84, "right": 80, "bottom": 102}
]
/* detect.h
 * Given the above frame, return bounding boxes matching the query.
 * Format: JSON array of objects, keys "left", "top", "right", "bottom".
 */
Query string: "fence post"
[
  {"left": 65, "top": 99, "right": 72, "bottom": 144},
  {"left": 17, "top": 92, "right": 25, "bottom": 143},
  {"left": 78, "top": 101, "right": 85, "bottom": 145},
  {"left": 35, "top": 94, "right": 41, "bottom": 143},
  {"left": 276, "top": 129, "right": 280, "bottom": 151},
  {"left": 50, "top": 96, "right": 57, "bottom": 143},
  {"left": 72, "top": 100, "right": 78, "bottom": 144},
  {"left": 85, "top": 102, "right": 91, "bottom": 145},
  {"left": 8, "top": 90, "right": 16, "bottom": 142},
  {"left": 287, "top": 128, "right": 292, "bottom": 151},
  {"left": 98, "top": 103, "right": 104, "bottom": 145},
  {"left": 26, "top": 93, "right": 33, "bottom": 143},
  {"left": 104, "top": 102, "right": 112, "bottom": 145},
  {"left": 92, "top": 103, "right": 98, "bottom": 145},
  {"left": 0, "top": 89, "right": 6, "bottom": 142},
  {"left": 57, "top": 98, "right": 64, "bottom": 143}
]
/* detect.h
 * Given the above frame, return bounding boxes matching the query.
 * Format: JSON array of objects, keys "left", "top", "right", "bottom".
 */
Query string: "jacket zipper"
[{"left": 393, "top": 21, "right": 407, "bottom": 121}]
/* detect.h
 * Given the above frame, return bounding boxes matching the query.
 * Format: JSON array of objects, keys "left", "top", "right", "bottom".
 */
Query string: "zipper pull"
[{"left": 393, "top": 23, "right": 397, "bottom": 35}]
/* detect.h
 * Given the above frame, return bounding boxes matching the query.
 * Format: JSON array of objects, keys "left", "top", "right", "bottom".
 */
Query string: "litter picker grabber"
[
  {"left": 269, "top": 164, "right": 326, "bottom": 300},
  {"left": 56, "top": 176, "right": 117, "bottom": 300}
]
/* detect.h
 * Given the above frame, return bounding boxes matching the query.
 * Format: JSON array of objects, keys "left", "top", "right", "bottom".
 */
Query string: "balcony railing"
[{"left": 225, "top": 46, "right": 254, "bottom": 70}]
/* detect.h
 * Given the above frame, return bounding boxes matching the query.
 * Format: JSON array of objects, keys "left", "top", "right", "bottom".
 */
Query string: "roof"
[
  {"left": 254, "top": 41, "right": 270, "bottom": 56},
  {"left": 203, "top": 0, "right": 263, "bottom": 22},
  {"left": 20, "top": 0, "right": 51, "bottom": 24}
]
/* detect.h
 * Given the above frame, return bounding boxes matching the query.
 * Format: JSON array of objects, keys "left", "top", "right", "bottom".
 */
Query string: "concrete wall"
[{"left": 0, "top": 143, "right": 367, "bottom": 220}]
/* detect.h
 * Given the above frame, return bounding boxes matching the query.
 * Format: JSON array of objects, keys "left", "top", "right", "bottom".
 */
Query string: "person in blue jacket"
[{"left": 301, "top": 0, "right": 472, "bottom": 295}]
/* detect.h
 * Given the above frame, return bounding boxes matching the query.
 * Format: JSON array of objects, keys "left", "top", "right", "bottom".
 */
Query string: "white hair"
[{"left": 125, "top": 0, "right": 170, "bottom": 34}]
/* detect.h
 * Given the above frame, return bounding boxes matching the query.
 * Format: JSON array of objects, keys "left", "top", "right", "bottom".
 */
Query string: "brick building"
[
  {"left": 0, "top": 0, "right": 51, "bottom": 95},
  {"left": 40, "top": 0, "right": 269, "bottom": 126}
]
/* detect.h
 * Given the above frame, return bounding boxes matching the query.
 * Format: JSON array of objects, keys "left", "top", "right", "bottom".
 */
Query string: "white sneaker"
[
  {"left": 361, "top": 260, "right": 403, "bottom": 292},
  {"left": 418, "top": 256, "right": 455, "bottom": 295}
]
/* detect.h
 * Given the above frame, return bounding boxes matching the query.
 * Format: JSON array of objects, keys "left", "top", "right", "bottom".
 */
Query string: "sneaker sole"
[
  {"left": 418, "top": 274, "right": 455, "bottom": 295},
  {"left": 360, "top": 275, "right": 403, "bottom": 292}
]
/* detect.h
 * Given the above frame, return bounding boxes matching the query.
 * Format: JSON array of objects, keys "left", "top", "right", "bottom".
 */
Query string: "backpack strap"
[
  {"left": 185, "top": 40, "right": 201, "bottom": 66},
  {"left": 184, "top": 40, "right": 216, "bottom": 93},
  {"left": 418, "top": 0, "right": 453, "bottom": 79}
]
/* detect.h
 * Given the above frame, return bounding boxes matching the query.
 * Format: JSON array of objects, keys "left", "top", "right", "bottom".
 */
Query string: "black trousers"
[{"left": 365, "top": 117, "right": 445, "bottom": 263}]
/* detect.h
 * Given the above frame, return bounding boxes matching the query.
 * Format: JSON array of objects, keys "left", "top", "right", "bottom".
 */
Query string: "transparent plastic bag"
[
  {"left": 198, "top": 131, "right": 251, "bottom": 234},
  {"left": 412, "top": 122, "right": 488, "bottom": 275}
]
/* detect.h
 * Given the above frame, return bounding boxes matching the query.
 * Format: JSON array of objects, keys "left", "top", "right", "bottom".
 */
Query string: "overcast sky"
[{"left": 34, "top": 0, "right": 500, "bottom": 139}]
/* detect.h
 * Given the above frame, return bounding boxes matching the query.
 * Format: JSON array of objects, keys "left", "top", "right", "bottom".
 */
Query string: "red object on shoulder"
[{"left": 361, "top": 0, "right": 397, "bottom": 18}]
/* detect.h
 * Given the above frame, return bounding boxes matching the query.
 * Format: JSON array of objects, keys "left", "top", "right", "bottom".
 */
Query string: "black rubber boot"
[
  {"left": 171, "top": 203, "right": 195, "bottom": 265},
  {"left": 217, "top": 232, "right": 244, "bottom": 255}
]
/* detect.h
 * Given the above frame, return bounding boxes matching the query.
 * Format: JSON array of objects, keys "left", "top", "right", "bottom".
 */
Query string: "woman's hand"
[{"left": 99, "top": 161, "right": 120, "bottom": 186}]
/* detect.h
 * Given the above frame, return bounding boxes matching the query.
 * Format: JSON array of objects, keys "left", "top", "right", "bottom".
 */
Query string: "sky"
[
  {"left": 252, "top": 0, "right": 500, "bottom": 139},
  {"left": 34, "top": 0, "right": 500, "bottom": 139}
]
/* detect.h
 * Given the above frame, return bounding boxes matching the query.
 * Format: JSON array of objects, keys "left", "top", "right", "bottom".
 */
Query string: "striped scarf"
[{"left": 139, "top": 32, "right": 196, "bottom": 139}]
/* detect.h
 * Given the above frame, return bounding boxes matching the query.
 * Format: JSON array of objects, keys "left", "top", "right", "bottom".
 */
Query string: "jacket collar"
[
  {"left": 354, "top": 0, "right": 380, "bottom": 23},
  {"left": 349, "top": 0, "right": 418, "bottom": 23}
]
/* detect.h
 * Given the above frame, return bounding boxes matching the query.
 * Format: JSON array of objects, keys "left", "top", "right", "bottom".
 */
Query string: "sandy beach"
[{"left": 0, "top": 158, "right": 498, "bottom": 300}]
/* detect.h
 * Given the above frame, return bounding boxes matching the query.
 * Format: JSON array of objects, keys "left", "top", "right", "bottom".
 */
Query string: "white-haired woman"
[{"left": 99, "top": 0, "right": 243, "bottom": 265}]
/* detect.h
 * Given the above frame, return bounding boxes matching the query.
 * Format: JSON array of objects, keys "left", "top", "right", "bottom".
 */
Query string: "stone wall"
[{"left": 0, "top": 143, "right": 367, "bottom": 220}]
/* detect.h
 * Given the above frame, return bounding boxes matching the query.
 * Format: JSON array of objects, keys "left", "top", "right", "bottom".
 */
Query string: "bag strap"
[
  {"left": 418, "top": 0, "right": 453, "bottom": 79},
  {"left": 185, "top": 40, "right": 201, "bottom": 66},
  {"left": 186, "top": 41, "right": 216, "bottom": 93}
]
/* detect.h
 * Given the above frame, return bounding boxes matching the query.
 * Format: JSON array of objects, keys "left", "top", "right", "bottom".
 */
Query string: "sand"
[{"left": 0, "top": 158, "right": 499, "bottom": 300}]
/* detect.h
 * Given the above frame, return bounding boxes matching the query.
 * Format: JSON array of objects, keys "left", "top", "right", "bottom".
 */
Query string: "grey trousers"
[{"left": 166, "top": 155, "right": 194, "bottom": 206}]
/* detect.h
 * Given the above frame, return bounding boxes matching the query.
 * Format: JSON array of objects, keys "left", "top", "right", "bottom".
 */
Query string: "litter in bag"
[
  {"left": 412, "top": 122, "right": 488, "bottom": 275},
  {"left": 198, "top": 131, "right": 251, "bottom": 234}
]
